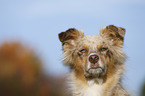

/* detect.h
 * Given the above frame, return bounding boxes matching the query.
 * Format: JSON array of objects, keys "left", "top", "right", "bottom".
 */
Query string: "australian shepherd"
[{"left": 58, "top": 25, "right": 130, "bottom": 96}]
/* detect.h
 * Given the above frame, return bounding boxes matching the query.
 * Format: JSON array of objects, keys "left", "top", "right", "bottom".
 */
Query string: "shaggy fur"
[{"left": 58, "top": 25, "right": 130, "bottom": 96}]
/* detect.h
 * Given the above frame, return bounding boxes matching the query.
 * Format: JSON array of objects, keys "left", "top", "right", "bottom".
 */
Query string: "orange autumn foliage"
[{"left": 0, "top": 42, "right": 51, "bottom": 96}]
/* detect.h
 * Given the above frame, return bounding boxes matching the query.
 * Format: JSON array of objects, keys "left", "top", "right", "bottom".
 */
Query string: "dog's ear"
[
  {"left": 100, "top": 25, "right": 126, "bottom": 46},
  {"left": 58, "top": 28, "right": 84, "bottom": 66},
  {"left": 58, "top": 28, "right": 84, "bottom": 48}
]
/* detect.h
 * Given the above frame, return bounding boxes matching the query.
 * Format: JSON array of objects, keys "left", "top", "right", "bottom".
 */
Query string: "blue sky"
[{"left": 0, "top": 0, "right": 145, "bottom": 95}]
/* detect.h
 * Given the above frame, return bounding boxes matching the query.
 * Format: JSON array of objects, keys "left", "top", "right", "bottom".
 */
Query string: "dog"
[{"left": 58, "top": 25, "right": 130, "bottom": 96}]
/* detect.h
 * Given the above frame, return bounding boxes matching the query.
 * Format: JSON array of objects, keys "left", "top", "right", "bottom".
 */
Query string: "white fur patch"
[
  {"left": 96, "top": 78, "right": 103, "bottom": 85},
  {"left": 86, "top": 80, "right": 103, "bottom": 96},
  {"left": 69, "top": 71, "right": 104, "bottom": 96}
]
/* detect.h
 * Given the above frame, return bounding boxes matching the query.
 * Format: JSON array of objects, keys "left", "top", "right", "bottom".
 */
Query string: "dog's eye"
[
  {"left": 80, "top": 49, "right": 86, "bottom": 53},
  {"left": 78, "top": 49, "right": 86, "bottom": 55},
  {"left": 100, "top": 47, "right": 108, "bottom": 51}
]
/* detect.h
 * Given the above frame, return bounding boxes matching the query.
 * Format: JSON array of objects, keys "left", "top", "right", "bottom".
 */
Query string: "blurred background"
[{"left": 0, "top": 0, "right": 145, "bottom": 96}]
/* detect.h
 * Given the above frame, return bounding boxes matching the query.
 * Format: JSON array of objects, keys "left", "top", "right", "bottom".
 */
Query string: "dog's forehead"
[
  {"left": 77, "top": 34, "right": 106, "bottom": 51},
  {"left": 81, "top": 35, "right": 104, "bottom": 45}
]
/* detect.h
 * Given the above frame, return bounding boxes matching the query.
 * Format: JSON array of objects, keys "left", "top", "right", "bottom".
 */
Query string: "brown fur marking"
[
  {"left": 100, "top": 25, "right": 126, "bottom": 46},
  {"left": 59, "top": 28, "right": 81, "bottom": 43}
]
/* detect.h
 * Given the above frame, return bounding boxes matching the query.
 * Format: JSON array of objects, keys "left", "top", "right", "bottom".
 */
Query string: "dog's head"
[{"left": 58, "top": 25, "right": 126, "bottom": 79}]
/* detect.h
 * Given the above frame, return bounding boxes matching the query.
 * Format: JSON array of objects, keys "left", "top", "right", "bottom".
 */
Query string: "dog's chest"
[
  {"left": 72, "top": 80, "right": 103, "bottom": 96},
  {"left": 85, "top": 80, "right": 103, "bottom": 96},
  {"left": 84, "top": 84, "right": 103, "bottom": 96}
]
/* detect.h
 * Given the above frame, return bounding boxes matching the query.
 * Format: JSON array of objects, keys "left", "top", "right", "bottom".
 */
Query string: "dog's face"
[{"left": 59, "top": 25, "right": 126, "bottom": 79}]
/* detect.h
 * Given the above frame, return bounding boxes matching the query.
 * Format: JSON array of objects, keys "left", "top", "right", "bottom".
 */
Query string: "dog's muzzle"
[
  {"left": 87, "top": 66, "right": 104, "bottom": 73},
  {"left": 84, "top": 54, "right": 105, "bottom": 78},
  {"left": 84, "top": 66, "right": 104, "bottom": 78},
  {"left": 89, "top": 54, "right": 99, "bottom": 65}
]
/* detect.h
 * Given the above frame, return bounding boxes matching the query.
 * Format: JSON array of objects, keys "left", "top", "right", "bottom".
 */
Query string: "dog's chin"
[{"left": 84, "top": 67, "right": 105, "bottom": 78}]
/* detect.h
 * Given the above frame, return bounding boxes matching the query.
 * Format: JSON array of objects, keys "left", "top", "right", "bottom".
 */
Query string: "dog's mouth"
[{"left": 84, "top": 66, "right": 105, "bottom": 78}]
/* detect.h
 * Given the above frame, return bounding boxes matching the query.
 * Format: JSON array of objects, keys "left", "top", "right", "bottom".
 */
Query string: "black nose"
[{"left": 89, "top": 55, "right": 99, "bottom": 63}]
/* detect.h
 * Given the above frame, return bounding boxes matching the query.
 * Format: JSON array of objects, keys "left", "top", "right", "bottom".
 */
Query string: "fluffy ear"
[
  {"left": 100, "top": 25, "right": 126, "bottom": 46},
  {"left": 58, "top": 28, "right": 84, "bottom": 66},
  {"left": 58, "top": 28, "right": 84, "bottom": 47}
]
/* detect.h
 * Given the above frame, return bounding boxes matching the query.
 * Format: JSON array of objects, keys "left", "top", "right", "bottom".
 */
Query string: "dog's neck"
[
  {"left": 68, "top": 70, "right": 103, "bottom": 96},
  {"left": 87, "top": 78, "right": 103, "bottom": 86},
  {"left": 68, "top": 66, "right": 124, "bottom": 96}
]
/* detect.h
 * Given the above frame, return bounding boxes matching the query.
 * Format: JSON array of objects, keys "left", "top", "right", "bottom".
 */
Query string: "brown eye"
[{"left": 100, "top": 47, "right": 108, "bottom": 51}]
